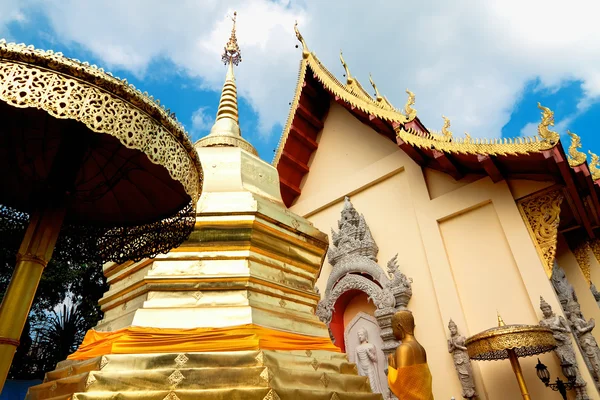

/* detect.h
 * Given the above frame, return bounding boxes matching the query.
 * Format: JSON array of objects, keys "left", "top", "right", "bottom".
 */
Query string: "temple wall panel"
[
  {"left": 289, "top": 104, "right": 584, "bottom": 398},
  {"left": 506, "top": 178, "right": 555, "bottom": 200},
  {"left": 438, "top": 202, "right": 559, "bottom": 399},
  {"left": 423, "top": 167, "right": 484, "bottom": 200},
  {"left": 299, "top": 102, "right": 399, "bottom": 195}
]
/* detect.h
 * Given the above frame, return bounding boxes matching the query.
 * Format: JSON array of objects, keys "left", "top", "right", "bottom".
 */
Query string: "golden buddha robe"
[{"left": 388, "top": 363, "right": 434, "bottom": 400}]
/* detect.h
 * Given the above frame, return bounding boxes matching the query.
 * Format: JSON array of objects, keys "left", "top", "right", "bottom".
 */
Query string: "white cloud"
[
  {"left": 191, "top": 106, "right": 214, "bottom": 134},
  {"left": 0, "top": 0, "right": 28, "bottom": 33},
  {"left": 520, "top": 122, "right": 538, "bottom": 137},
  {"left": 3, "top": 0, "right": 600, "bottom": 145}
]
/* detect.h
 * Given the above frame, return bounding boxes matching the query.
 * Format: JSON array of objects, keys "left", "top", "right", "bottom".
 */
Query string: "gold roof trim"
[
  {"left": 567, "top": 130, "right": 586, "bottom": 167},
  {"left": 396, "top": 103, "right": 560, "bottom": 156},
  {"left": 396, "top": 105, "right": 561, "bottom": 156},
  {"left": 273, "top": 23, "right": 410, "bottom": 165},
  {"left": 274, "top": 25, "right": 562, "bottom": 165},
  {"left": 396, "top": 126, "right": 553, "bottom": 156}
]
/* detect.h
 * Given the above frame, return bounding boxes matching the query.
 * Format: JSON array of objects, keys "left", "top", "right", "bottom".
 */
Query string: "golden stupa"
[{"left": 25, "top": 13, "right": 381, "bottom": 400}]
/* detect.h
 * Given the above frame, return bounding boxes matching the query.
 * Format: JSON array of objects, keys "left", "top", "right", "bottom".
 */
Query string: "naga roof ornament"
[
  {"left": 567, "top": 130, "right": 587, "bottom": 167},
  {"left": 441, "top": 116, "right": 453, "bottom": 140},
  {"left": 404, "top": 89, "right": 418, "bottom": 121},
  {"left": 589, "top": 151, "right": 600, "bottom": 181},
  {"left": 537, "top": 102, "right": 560, "bottom": 145}
]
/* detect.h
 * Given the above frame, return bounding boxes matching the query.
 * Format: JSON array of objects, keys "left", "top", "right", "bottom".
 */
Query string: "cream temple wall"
[{"left": 289, "top": 101, "right": 599, "bottom": 399}]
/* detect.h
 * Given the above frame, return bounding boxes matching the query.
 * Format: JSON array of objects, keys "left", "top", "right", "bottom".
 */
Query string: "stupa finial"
[
  {"left": 222, "top": 11, "right": 241, "bottom": 66},
  {"left": 195, "top": 11, "right": 257, "bottom": 156}
]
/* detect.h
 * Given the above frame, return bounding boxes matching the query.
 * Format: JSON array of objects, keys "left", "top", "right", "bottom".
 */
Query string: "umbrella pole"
[
  {"left": 507, "top": 349, "right": 532, "bottom": 400},
  {"left": 0, "top": 205, "right": 66, "bottom": 392}
]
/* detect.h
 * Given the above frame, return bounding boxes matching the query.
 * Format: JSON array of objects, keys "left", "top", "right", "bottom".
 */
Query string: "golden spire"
[{"left": 195, "top": 11, "right": 257, "bottom": 156}]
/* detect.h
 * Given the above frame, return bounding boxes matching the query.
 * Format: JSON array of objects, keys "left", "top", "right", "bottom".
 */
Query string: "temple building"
[
  {"left": 273, "top": 23, "right": 600, "bottom": 399},
  {"left": 20, "top": 15, "right": 600, "bottom": 400}
]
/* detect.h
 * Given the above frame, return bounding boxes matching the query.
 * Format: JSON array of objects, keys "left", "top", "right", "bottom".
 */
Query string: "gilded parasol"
[
  {"left": 465, "top": 314, "right": 556, "bottom": 400},
  {"left": 0, "top": 40, "right": 203, "bottom": 389}
]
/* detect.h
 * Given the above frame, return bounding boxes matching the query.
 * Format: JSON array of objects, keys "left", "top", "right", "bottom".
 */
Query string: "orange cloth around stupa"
[{"left": 68, "top": 324, "right": 340, "bottom": 360}]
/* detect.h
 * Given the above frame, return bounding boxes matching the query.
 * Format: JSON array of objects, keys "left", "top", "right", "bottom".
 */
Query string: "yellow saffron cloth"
[
  {"left": 388, "top": 364, "right": 434, "bottom": 400},
  {"left": 68, "top": 324, "right": 340, "bottom": 360}
]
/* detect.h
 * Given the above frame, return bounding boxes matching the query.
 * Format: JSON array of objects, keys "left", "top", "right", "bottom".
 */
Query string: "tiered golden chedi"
[{"left": 26, "top": 13, "right": 381, "bottom": 400}]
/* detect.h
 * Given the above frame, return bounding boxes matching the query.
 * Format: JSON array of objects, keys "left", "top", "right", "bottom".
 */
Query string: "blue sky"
[
  {"left": 2, "top": 12, "right": 278, "bottom": 161},
  {"left": 2, "top": 0, "right": 600, "bottom": 163}
]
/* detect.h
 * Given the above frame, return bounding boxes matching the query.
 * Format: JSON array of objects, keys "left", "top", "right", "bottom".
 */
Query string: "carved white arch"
[
  {"left": 329, "top": 275, "right": 385, "bottom": 308},
  {"left": 326, "top": 255, "right": 388, "bottom": 293}
]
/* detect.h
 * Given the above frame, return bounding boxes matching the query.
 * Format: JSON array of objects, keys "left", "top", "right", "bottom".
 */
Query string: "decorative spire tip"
[
  {"left": 222, "top": 11, "right": 241, "bottom": 66},
  {"left": 497, "top": 311, "right": 505, "bottom": 327}
]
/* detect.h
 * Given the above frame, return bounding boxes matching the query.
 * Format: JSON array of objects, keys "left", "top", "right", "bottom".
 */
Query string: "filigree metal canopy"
[{"left": 0, "top": 40, "right": 203, "bottom": 263}]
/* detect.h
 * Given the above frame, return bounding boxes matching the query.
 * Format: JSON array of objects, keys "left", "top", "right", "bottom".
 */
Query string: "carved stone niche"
[
  {"left": 316, "top": 196, "right": 413, "bottom": 398},
  {"left": 345, "top": 312, "right": 389, "bottom": 398}
]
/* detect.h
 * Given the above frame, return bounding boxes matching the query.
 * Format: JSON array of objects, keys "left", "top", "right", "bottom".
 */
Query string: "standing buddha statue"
[
  {"left": 387, "top": 310, "right": 434, "bottom": 399},
  {"left": 355, "top": 328, "right": 384, "bottom": 394}
]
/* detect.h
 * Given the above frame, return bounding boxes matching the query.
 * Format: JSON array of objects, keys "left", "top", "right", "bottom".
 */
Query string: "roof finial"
[
  {"left": 537, "top": 103, "right": 559, "bottom": 145},
  {"left": 441, "top": 116, "right": 453, "bottom": 140},
  {"left": 589, "top": 150, "right": 600, "bottom": 181},
  {"left": 369, "top": 74, "right": 383, "bottom": 102},
  {"left": 222, "top": 11, "right": 241, "bottom": 66},
  {"left": 567, "top": 130, "right": 586, "bottom": 167},
  {"left": 339, "top": 50, "right": 353, "bottom": 84},
  {"left": 195, "top": 11, "right": 257, "bottom": 156},
  {"left": 294, "top": 21, "right": 310, "bottom": 58},
  {"left": 404, "top": 89, "right": 417, "bottom": 121}
]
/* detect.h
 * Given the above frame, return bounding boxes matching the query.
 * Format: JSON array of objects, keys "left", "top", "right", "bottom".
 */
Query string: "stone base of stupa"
[{"left": 26, "top": 350, "right": 382, "bottom": 400}]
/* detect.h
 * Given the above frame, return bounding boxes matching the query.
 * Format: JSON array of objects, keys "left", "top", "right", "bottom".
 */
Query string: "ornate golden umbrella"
[
  {"left": 465, "top": 314, "right": 557, "bottom": 400},
  {"left": 0, "top": 40, "right": 202, "bottom": 389}
]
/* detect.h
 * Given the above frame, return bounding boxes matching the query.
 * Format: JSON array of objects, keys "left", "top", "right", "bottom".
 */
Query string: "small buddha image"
[
  {"left": 387, "top": 310, "right": 434, "bottom": 400},
  {"left": 355, "top": 327, "right": 384, "bottom": 394}
]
